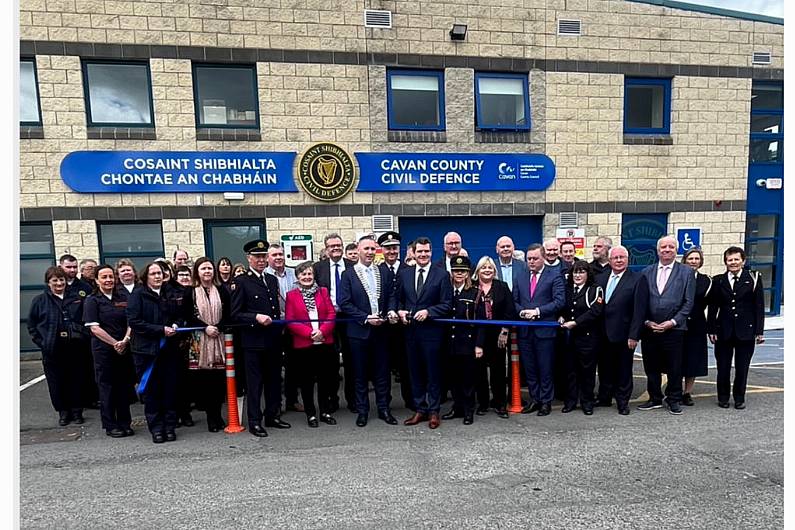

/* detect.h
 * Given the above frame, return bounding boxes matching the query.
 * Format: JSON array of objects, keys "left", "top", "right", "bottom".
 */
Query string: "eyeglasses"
[{"left": 177, "top": 273, "right": 191, "bottom": 277}]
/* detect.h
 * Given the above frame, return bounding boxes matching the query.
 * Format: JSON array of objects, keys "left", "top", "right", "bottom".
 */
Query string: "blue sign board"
[
  {"left": 676, "top": 227, "right": 702, "bottom": 255},
  {"left": 60, "top": 151, "right": 298, "bottom": 193},
  {"left": 354, "top": 152, "right": 555, "bottom": 192}
]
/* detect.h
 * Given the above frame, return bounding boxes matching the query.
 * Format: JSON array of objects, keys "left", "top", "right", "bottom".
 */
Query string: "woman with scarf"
[
  {"left": 284, "top": 261, "right": 337, "bottom": 428},
  {"left": 182, "top": 257, "right": 231, "bottom": 432}
]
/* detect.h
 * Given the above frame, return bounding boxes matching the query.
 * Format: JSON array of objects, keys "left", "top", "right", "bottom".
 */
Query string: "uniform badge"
[
  {"left": 257, "top": 242, "right": 265, "bottom": 249},
  {"left": 79, "top": 290, "right": 86, "bottom": 297},
  {"left": 596, "top": 296, "right": 603, "bottom": 304},
  {"left": 230, "top": 284, "right": 236, "bottom": 291}
]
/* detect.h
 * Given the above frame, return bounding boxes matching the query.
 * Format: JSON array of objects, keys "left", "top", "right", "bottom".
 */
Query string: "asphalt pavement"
[{"left": 19, "top": 331, "right": 784, "bottom": 529}]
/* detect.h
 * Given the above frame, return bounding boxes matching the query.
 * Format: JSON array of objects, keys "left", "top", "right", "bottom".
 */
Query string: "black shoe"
[
  {"left": 718, "top": 401, "right": 730, "bottom": 409},
  {"left": 734, "top": 401, "right": 746, "bottom": 410},
  {"left": 442, "top": 408, "right": 462, "bottom": 420},
  {"left": 320, "top": 413, "right": 338, "bottom": 425},
  {"left": 307, "top": 416, "right": 319, "bottom": 428},
  {"left": 164, "top": 431, "right": 177, "bottom": 442},
  {"left": 496, "top": 408, "right": 509, "bottom": 419},
  {"left": 595, "top": 400, "right": 612, "bottom": 408},
  {"left": 463, "top": 415, "right": 474, "bottom": 425},
  {"left": 152, "top": 432, "right": 165, "bottom": 444},
  {"left": 561, "top": 404, "right": 576, "bottom": 413},
  {"left": 123, "top": 427, "right": 135, "bottom": 437},
  {"left": 521, "top": 402, "right": 540, "bottom": 414},
  {"left": 378, "top": 411, "right": 398, "bottom": 425},
  {"left": 618, "top": 407, "right": 630, "bottom": 416},
  {"left": 356, "top": 414, "right": 368, "bottom": 427},
  {"left": 637, "top": 400, "right": 663, "bottom": 411},
  {"left": 475, "top": 405, "right": 488, "bottom": 416},
  {"left": 265, "top": 418, "right": 291, "bottom": 429},
  {"left": 179, "top": 415, "right": 194, "bottom": 427},
  {"left": 666, "top": 399, "right": 683, "bottom": 415},
  {"left": 249, "top": 424, "right": 268, "bottom": 437},
  {"left": 72, "top": 413, "right": 84, "bottom": 425},
  {"left": 682, "top": 393, "right": 695, "bottom": 406},
  {"left": 58, "top": 412, "right": 70, "bottom": 427},
  {"left": 583, "top": 407, "right": 594, "bottom": 416},
  {"left": 537, "top": 403, "right": 551, "bottom": 416},
  {"left": 106, "top": 428, "right": 125, "bottom": 438}
]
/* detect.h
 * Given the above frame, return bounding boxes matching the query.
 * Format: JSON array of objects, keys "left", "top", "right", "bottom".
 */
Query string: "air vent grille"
[
  {"left": 559, "top": 212, "right": 579, "bottom": 228},
  {"left": 752, "top": 51, "right": 772, "bottom": 65},
  {"left": 558, "top": 19, "right": 582, "bottom": 36},
  {"left": 372, "top": 215, "right": 394, "bottom": 232},
  {"left": 364, "top": 9, "right": 392, "bottom": 28}
]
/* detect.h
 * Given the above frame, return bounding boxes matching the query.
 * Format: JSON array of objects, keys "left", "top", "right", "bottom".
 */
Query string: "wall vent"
[
  {"left": 364, "top": 10, "right": 392, "bottom": 28},
  {"left": 559, "top": 212, "right": 579, "bottom": 228},
  {"left": 752, "top": 51, "right": 772, "bottom": 65},
  {"left": 557, "top": 19, "right": 582, "bottom": 36},
  {"left": 372, "top": 215, "right": 394, "bottom": 232}
]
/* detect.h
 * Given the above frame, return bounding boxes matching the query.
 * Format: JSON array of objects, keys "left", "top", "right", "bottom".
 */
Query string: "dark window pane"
[
  {"left": 390, "top": 74, "right": 440, "bottom": 128},
  {"left": 749, "top": 139, "right": 781, "bottom": 163},
  {"left": 747, "top": 239, "right": 776, "bottom": 263},
  {"left": 626, "top": 85, "right": 665, "bottom": 129},
  {"left": 747, "top": 215, "right": 778, "bottom": 239},
  {"left": 20, "top": 258, "right": 55, "bottom": 287},
  {"left": 20, "top": 224, "right": 54, "bottom": 255},
  {"left": 20, "top": 289, "right": 40, "bottom": 319},
  {"left": 750, "top": 114, "right": 782, "bottom": 134},
  {"left": 20, "top": 60, "right": 40, "bottom": 124},
  {"left": 86, "top": 63, "right": 153, "bottom": 124},
  {"left": 195, "top": 66, "right": 258, "bottom": 127},
  {"left": 99, "top": 223, "right": 163, "bottom": 254},
  {"left": 21, "top": 323, "right": 37, "bottom": 350},
  {"left": 751, "top": 84, "right": 783, "bottom": 111},
  {"left": 209, "top": 224, "right": 263, "bottom": 264},
  {"left": 478, "top": 77, "right": 527, "bottom": 128}
]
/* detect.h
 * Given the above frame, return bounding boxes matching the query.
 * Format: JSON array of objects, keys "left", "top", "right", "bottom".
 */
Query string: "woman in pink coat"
[{"left": 285, "top": 261, "right": 337, "bottom": 428}]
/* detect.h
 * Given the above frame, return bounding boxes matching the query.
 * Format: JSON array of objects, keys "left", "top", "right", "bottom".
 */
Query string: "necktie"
[
  {"left": 455, "top": 288, "right": 460, "bottom": 297},
  {"left": 416, "top": 268, "right": 425, "bottom": 296},
  {"left": 392, "top": 265, "right": 397, "bottom": 276},
  {"left": 605, "top": 274, "right": 618, "bottom": 303},
  {"left": 334, "top": 263, "right": 341, "bottom": 289},
  {"left": 366, "top": 266, "right": 376, "bottom": 294},
  {"left": 732, "top": 274, "right": 739, "bottom": 292},
  {"left": 574, "top": 286, "right": 580, "bottom": 297},
  {"left": 657, "top": 266, "right": 669, "bottom": 294},
  {"left": 530, "top": 271, "right": 538, "bottom": 298}
]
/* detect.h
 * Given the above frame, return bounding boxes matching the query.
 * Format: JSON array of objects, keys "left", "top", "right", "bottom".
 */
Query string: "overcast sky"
[{"left": 689, "top": 0, "right": 783, "bottom": 18}]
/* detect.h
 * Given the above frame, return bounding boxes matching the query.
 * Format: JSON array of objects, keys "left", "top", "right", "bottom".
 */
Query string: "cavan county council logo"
[{"left": 297, "top": 143, "right": 356, "bottom": 202}]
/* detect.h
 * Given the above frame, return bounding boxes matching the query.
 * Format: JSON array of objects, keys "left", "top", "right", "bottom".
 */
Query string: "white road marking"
[{"left": 20, "top": 374, "right": 46, "bottom": 392}]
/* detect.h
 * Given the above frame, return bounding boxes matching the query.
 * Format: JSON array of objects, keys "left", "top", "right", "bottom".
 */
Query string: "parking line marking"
[{"left": 20, "top": 374, "right": 46, "bottom": 392}]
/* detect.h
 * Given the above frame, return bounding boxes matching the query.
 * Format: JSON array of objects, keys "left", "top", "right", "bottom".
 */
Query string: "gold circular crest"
[{"left": 297, "top": 143, "right": 356, "bottom": 202}]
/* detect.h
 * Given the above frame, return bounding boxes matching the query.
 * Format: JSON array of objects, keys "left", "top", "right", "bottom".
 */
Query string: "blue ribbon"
[{"left": 136, "top": 337, "right": 166, "bottom": 395}]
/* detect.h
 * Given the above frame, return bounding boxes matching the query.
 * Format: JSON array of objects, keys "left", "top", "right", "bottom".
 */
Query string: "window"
[
  {"left": 193, "top": 64, "right": 259, "bottom": 128},
  {"left": 20, "top": 223, "right": 55, "bottom": 351},
  {"left": 204, "top": 220, "right": 266, "bottom": 264},
  {"left": 623, "top": 78, "right": 671, "bottom": 134},
  {"left": 82, "top": 61, "right": 154, "bottom": 126},
  {"left": 97, "top": 222, "right": 164, "bottom": 269},
  {"left": 749, "top": 82, "right": 783, "bottom": 164},
  {"left": 475, "top": 73, "right": 530, "bottom": 130},
  {"left": 621, "top": 213, "right": 668, "bottom": 271},
  {"left": 387, "top": 70, "right": 445, "bottom": 131},
  {"left": 20, "top": 59, "right": 41, "bottom": 125}
]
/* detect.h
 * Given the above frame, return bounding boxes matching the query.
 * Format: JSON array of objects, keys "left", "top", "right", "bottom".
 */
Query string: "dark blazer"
[
  {"left": 126, "top": 285, "right": 182, "bottom": 357},
  {"left": 66, "top": 278, "right": 93, "bottom": 299},
  {"left": 707, "top": 270, "right": 765, "bottom": 341},
  {"left": 513, "top": 266, "right": 566, "bottom": 339},
  {"left": 27, "top": 289, "right": 88, "bottom": 357},
  {"left": 639, "top": 261, "right": 696, "bottom": 330},
  {"left": 561, "top": 283, "right": 604, "bottom": 338},
  {"left": 495, "top": 258, "right": 527, "bottom": 290},
  {"left": 473, "top": 279, "right": 516, "bottom": 347},
  {"left": 449, "top": 286, "right": 478, "bottom": 356},
  {"left": 338, "top": 265, "right": 394, "bottom": 340},
  {"left": 313, "top": 257, "right": 356, "bottom": 291},
  {"left": 83, "top": 290, "right": 129, "bottom": 354},
  {"left": 230, "top": 269, "right": 283, "bottom": 349},
  {"left": 597, "top": 269, "right": 646, "bottom": 343},
  {"left": 390, "top": 264, "right": 453, "bottom": 342}
]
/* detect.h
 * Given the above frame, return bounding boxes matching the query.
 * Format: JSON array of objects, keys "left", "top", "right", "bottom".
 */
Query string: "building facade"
[{"left": 19, "top": 0, "right": 784, "bottom": 348}]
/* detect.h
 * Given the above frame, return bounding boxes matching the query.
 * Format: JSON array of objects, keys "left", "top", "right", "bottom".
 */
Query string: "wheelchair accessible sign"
[{"left": 676, "top": 227, "right": 701, "bottom": 255}]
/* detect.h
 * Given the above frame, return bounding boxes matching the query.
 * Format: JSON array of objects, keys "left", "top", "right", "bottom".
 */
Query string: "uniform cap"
[
  {"left": 377, "top": 231, "right": 401, "bottom": 247},
  {"left": 450, "top": 255, "right": 471, "bottom": 271},
  {"left": 243, "top": 239, "right": 270, "bottom": 254}
]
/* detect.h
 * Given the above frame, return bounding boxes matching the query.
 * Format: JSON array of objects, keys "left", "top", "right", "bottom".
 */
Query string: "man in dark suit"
[
  {"left": 513, "top": 243, "right": 566, "bottom": 416},
  {"left": 495, "top": 236, "right": 526, "bottom": 292},
  {"left": 596, "top": 245, "right": 647, "bottom": 415},
  {"left": 378, "top": 231, "right": 413, "bottom": 411},
  {"left": 338, "top": 235, "right": 398, "bottom": 427},
  {"left": 389, "top": 236, "right": 453, "bottom": 429},
  {"left": 637, "top": 235, "right": 696, "bottom": 415},
  {"left": 433, "top": 231, "right": 463, "bottom": 272},
  {"left": 313, "top": 233, "right": 356, "bottom": 412},
  {"left": 707, "top": 246, "right": 765, "bottom": 409},
  {"left": 231, "top": 239, "right": 290, "bottom": 437},
  {"left": 560, "top": 241, "right": 580, "bottom": 276}
]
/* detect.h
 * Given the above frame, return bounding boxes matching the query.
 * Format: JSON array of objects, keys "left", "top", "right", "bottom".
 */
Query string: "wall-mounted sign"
[
  {"left": 354, "top": 152, "right": 555, "bottom": 192},
  {"left": 60, "top": 151, "right": 298, "bottom": 193},
  {"left": 297, "top": 143, "right": 356, "bottom": 202},
  {"left": 556, "top": 228, "right": 586, "bottom": 259},
  {"left": 676, "top": 227, "right": 702, "bottom": 255}
]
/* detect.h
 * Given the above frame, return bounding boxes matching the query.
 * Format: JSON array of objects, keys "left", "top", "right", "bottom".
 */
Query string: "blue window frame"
[
  {"left": 749, "top": 82, "right": 784, "bottom": 164},
  {"left": 623, "top": 78, "right": 671, "bottom": 134},
  {"left": 474, "top": 72, "right": 530, "bottom": 131},
  {"left": 193, "top": 63, "right": 260, "bottom": 129},
  {"left": 20, "top": 223, "right": 55, "bottom": 352},
  {"left": 20, "top": 58, "right": 42, "bottom": 126},
  {"left": 82, "top": 60, "right": 155, "bottom": 127},
  {"left": 621, "top": 213, "right": 669, "bottom": 271},
  {"left": 386, "top": 69, "right": 445, "bottom": 131}
]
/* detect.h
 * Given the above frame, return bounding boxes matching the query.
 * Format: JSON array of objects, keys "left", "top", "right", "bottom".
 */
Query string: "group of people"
[{"left": 26, "top": 230, "right": 765, "bottom": 443}]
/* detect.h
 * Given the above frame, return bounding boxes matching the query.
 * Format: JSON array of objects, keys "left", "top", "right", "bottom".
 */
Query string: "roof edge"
[{"left": 626, "top": 0, "right": 784, "bottom": 25}]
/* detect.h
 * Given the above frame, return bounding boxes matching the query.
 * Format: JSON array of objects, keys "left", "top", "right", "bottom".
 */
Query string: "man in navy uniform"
[
  {"left": 338, "top": 235, "right": 398, "bottom": 427},
  {"left": 60, "top": 254, "right": 97, "bottom": 408},
  {"left": 389, "top": 236, "right": 453, "bottom": 429},
  {"left": 231, "top": 239, "right": 290, "bottom": 437}
]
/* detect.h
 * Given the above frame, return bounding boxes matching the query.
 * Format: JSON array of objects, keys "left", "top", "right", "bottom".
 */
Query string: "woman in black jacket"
[
  {"left": 27, "top": 266, "right": 90, "bottom": 427},
  {"left": 127, "top": 262, "right": 183, "bottom": 443},
  {"left": 472, "top": 256, "right": 516, "bottom": 419},
  {"left": 182, "top": 257, "right": 231, "bottom": 432},
  {"left": 681, "top": 248, "right": 712, "bottom": 407},
  {"left": 559, "top": 260, "right": 605, "bottom": 415}
]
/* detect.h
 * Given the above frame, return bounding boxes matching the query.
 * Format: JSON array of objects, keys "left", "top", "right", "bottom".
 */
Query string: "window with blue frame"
[
  {"left": 193, "top": 64, "right": 260, "bottom": 129},
  {"left": 623, "top": 78, "right": 671, "bottom": 134},
  {"left": 621, "top": 213, "right": 669, "bottom": 271},
  {"left": 749, "top": 82, "right": 783, "bottom": 163},
  {"left": 20, "top": 59, "right": 41, "bottom": 126},
  {"left": 475, "top": 72, "right": 530, "bottom": 131},
  {"left": 387, "top": 70, "right": 445, "bottom": 131},
  {"left": 83, "top": 61, "right": 155, "bottom": 126}
]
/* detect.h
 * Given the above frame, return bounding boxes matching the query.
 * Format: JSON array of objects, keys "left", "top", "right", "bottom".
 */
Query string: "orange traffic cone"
[
  {"left": 507, "top": 329, "right": 523, "bottom": 414},
  {"left": 223, "top": 333, "right": 245, "bottom": 433}
]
